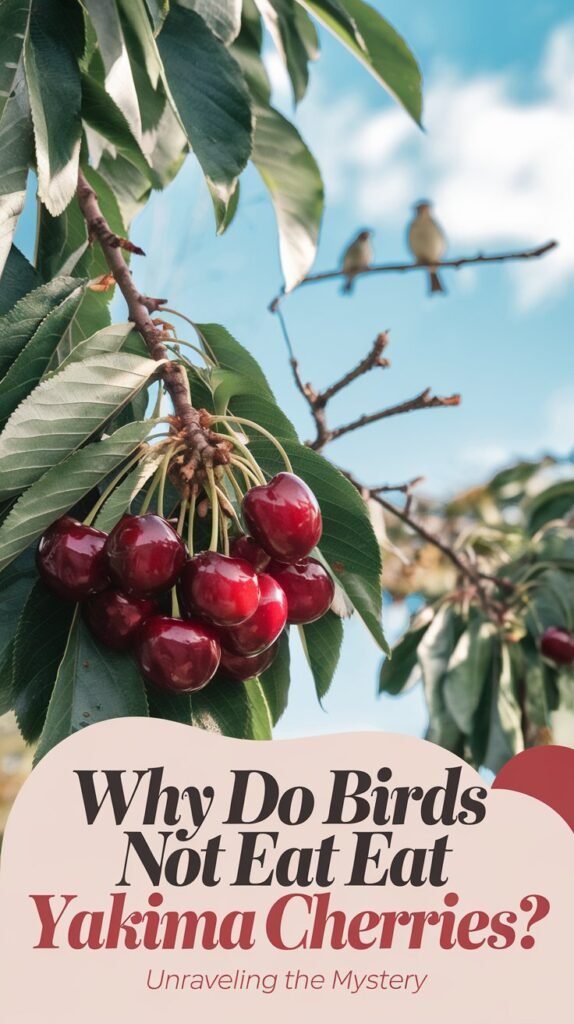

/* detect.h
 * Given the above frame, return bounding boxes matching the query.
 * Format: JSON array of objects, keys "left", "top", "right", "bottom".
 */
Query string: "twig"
[
  {"left": 341, "top": 468, "right": 512, "bottom": 617},
  {"left": 76, "top": 169, "right": 226, "bottom": 474},
  {"left": 310, "top": 387, "right": 461, "bottom": 450},
  {"left": 269, "top": 240, "right": 558, "bottom": 309}
]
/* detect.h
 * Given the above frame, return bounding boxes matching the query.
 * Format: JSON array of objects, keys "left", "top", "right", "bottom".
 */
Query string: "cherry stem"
[
  {"left": 212, "top": 414, "right": 294, "bottom": 473},
  {"left": 83, "top": 448, "right": 145, "bottom": 526},
  {"left": 229, "top": 454, "right": 263, "bottom": 488},
  {"left": 206, "top": 467, "right": 220, "bottom": 552},
  {"left": 176, "top": 494, "right": 188, "bottom": 536},
  {"left": 150, "top": 382, "right": 164, "bottom": 420},
  {"left": 221, "top": 511, "right": 230, "bottom": 556},
  {"left": 168, "top": 337, "right": 215, "bottom": 367},
  {"left": 171, "top": 587, "right": 181, "bottom": 618},
  {"left": 215, "top": 426, "right": 266, "bottom": 482},
  {"left": 187, "top": 490, "right": 197, "bottom": 555},
  {"left": 214, "top": 482, "right": 243, "bottom": 532},
  {"left": 223, "top": 466, "right": 245, "bottom": 505},
  {"left": 157, "top": 444, "right": 176, "bottom": 519}
]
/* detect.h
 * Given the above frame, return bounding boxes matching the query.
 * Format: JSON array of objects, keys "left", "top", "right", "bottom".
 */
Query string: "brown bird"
[
  {"left": 407, "top": 201, "right": 447, "bottom": 295},
  {"left": 340, "top": 229, "right": 374, "bottom": 294}
]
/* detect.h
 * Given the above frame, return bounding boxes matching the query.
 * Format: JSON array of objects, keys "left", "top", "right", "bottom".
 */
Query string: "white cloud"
[{"left": 299, "top": 22, "right": 574, "bottom": 307}]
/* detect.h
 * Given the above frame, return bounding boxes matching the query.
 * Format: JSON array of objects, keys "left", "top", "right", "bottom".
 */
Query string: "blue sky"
[{"left": 15, "top": 1, "right": 574, "bottom": 739}]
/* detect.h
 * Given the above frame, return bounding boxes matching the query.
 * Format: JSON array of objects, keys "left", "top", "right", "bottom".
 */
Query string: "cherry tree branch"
[
  {"left": 269, "top": 240, "right": 558, "bottom": 310},
  {"left": 76, "top": 170, "right": 225, "bottom": 474},
  {"left": 310, "top": 387, "right": 461, "bottom": 450}
]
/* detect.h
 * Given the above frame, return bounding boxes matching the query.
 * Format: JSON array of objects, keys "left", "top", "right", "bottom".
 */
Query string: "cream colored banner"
[{"left": 0, "top": 720, "right": 571, "bottom": 1022}]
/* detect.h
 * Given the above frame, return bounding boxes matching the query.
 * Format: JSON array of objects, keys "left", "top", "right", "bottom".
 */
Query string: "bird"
[
  {"left": 407, "top": 201, "right": 447, "bottom": 295},
  {"left": 340, "top": 229, "right": 374, "bottom": 293}
]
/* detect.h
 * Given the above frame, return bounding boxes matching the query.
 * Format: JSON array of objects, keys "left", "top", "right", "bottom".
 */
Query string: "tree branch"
[
  {"left": 310, "top": 387, "right": 461, "bottom": 450},
  {"left": 76, "top": 170, "right": 226, "bottom": 475},
  {"left": 269, "top": 240, "right": 558, "bottom": 310}
]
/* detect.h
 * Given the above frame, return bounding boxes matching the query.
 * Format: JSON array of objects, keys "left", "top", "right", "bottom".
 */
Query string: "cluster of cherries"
[
  {"left": 36, "top": 472, "right": 335, "bottom": 694},
  {"left": 540, "top": 626, "right": 574, "bottom": 666}
]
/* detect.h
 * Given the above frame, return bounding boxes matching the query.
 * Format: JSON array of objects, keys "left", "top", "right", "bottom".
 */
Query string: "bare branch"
[
  {"left": 269, "top": 240, "right": 558, "bottom": 310},
  {"left": 310, "top": 388, "right": 461, "bottom": 450},
  {"left": 316, "top": 332, "right": 390, "bottom": 407}
]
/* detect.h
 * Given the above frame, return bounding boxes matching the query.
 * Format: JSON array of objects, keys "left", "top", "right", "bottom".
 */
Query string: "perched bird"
[
  {"left": 340, "top": 229, "right": 374, "bottom": 293},
  {"left": 407, "top": 201, "right": 447, "bottom": 295}
]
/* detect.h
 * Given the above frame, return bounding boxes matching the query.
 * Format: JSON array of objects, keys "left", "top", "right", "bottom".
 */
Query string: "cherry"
[
  {"left": 221, "top": 573, "right": 287, "bottom": 655},
  {"left": 104, "top": 513, "right": 186, "bottom": 597},
  {"left": 219, "top": 642, "right": 278, "bottom": 682},
  {"left": 83, "top": 590, "right": 156, "bottom": 651},
  {"left": 269, "top": 557, "right": 334, "bottom": 624},
  {"left": 135, "top": 615, "right": 221, "bottom": 692},
  {"left": 230, "top": 534, "right": 270, "bottom": 572},
  {"left": 242, "top": 472, "right": 322, "bottom": 563},
  {"left": 36, "top": 517, "right": 109, "bottom": 601},
  {"left": 178, "top": 551, "right": 260, "bottom": 626},
  {"left": 540, "top": 626, "right": 574, "bottom": 666}
]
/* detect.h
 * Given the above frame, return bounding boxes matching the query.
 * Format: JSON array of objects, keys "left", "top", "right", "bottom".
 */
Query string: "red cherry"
[
  {"left": 135, "top": 615, "right": 221, "bottom": 692},
  {"left": 219, "top": 642, "right": 278, "bottom": 682},
  {"left": 540, "top": 626, "right": 574, "bottom": 666},
  {"left": 83, "top": 590, "right": 156, "bottom": 651},
  {"left": 269, "top": 557, "right": 334, "bottom": 624},
  {"left": 242, "top": 472, "right": 322, "bottom": 563},
  {"left": 36, "top": 516, "right": 108, "bottom": 601},
  {"left": 230, "top": 534, "right": 271, "bottom": 572},
  {"left": 221, "top": 573, "right": 287, "bottom": 655},
  {"left": 104, "top": 514, "right": 186, "bottom": 597},
  {"left": 178, "top": 552, "right": 260, "bottom": 626}
]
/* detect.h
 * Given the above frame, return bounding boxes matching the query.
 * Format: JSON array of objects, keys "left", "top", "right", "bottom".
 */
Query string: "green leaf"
[
  {"left": 81, "top": 74, "right": 157, "bottom": 185},
  {"left": 0, "top": 639, "right": 16, "bottom": 714},
  {"left": 158, "top": 6, "right": 253, "bottom": 206},
  {"left": 534, "top": 525, "right": 574, "bottom": 566},
  {"left": 379, "top": 618, "right": 431, "bottom": 695},
  {"left": 0, "top": 68, "right": 33, "bottom": 276},
  {"left": 252, "top": 100, "right": 323, "bottom": 290},
  {"left": 526, "top": 480, "right": 574, "bottom": 535},
  {"left": 117, "top": 0, "right": 164, "bottom": 93},
  {"left": 418, "top": 603, "right": 465, "bottom": 752},
  {"left": 0, "top": 351, "right": 161, "bottom": 499},
  {"left": 35, "top": 612, "right": 149, "bottom": 764},
  {"left": 256, "top": 0, "right": 310, "bottom": 102},
  {"left": 146, "top": 684, "right": 192, "bottom": 724},
  {"left": 12, "top": 581, "right": 75, "bottom": 742},
  {"left": 0, "top": 285, "right": 85, "bottom": 428},
  {"left": 195, "top": 322, "right": 275, "bottom": 397},
  {"left": 24, "top": 0, "right": 84, "bottom": 214},
  {"left": 191, "top": 678, "right": 272, "bottom": 738},
  {"left": 299, "top": 0, "right": 423, "bottom": 125},
  {"left": 443, "top": 616, "right": 497, "bottom": 735},
  {"left": 0, "top": 275, "right": 82, "bottom": 377},
  {"left": 208, "top": 176, "right": 240, "bottom": 235},
  {"left": 249, "top": 438, "right": 387, "bottom": 652},
  {"left": 300, "top": 610, "right": 343, "bottom": 701},
  {"left": 179, "top": 0, "right": 243, "bottom": 43},
  {"left": 0, "top": 246, "right": 40, "bottom": 315},
  {"left": 52, "top": 322, "right": 136, "bottom": 374},
  {"left": 0, "top": 420, "right": 155, "bottom": 572},
  {"left": 83, "top": 0, "right": 142, "bottom": 141},
  {"left": 0, "top": 0, "right": 31, "bottom": 124},
  {"left": 0, "top": 548, "right": 36, "bottom": 709},
  {"left": 258, "top": 629, "right": 291, "bottom": 724},
  {"left": 484, "top": 643, "right": 524, "bottom": 774},
  {"left": 526, "top": 568, "right": 574, "bottom": 636}
]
